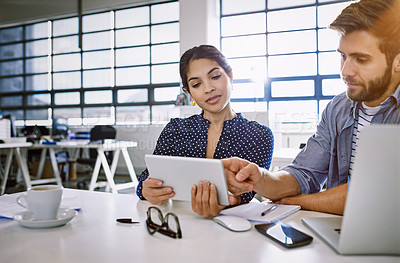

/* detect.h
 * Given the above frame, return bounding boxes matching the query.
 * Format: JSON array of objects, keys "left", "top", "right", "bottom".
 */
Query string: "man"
[{"left": 223, "top": 0, "right": 400, "bottom": 215}]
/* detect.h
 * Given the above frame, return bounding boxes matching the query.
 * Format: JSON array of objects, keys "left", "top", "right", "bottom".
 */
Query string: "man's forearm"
[
  {"left": 255, "top": 170, "right": 302, "bottom": 201},
  {"left": 278, "top": 183, "right": 348, "bottom": 215}
]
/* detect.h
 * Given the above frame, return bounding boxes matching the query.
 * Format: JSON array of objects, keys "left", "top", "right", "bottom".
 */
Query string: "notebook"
[{"left": 302, "top": 125, "right": 400, "bottom": 255}]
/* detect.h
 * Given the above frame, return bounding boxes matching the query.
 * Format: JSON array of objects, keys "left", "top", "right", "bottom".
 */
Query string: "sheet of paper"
[
  {"left": 220, "top": 201, "right": 300, "bottom": 223},
  {"left": 0, "top": 191, "right": 81, "bottom": 219}
]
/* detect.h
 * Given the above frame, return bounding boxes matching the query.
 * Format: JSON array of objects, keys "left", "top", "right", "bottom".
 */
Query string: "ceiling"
[{"left": 0, "top": 0, "right": 155, "bottom": 27}]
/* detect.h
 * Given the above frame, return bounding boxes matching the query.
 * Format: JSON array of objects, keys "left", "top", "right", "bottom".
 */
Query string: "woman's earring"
[{"left": 191, "top": 100, "right": 196, "bottom": 106}]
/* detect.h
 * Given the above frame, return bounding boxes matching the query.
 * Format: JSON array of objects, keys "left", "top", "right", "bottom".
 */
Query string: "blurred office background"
[{"left": 0, "top": 0, "right": 352, "bottom": 176}]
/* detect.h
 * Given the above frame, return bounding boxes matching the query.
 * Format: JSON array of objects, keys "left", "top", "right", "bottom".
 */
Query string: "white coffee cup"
[{"left": 17, "top": 185, "right": 63, "bottom": 221}]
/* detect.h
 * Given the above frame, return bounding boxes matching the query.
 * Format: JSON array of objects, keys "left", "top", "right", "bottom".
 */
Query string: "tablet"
[{"left": 144, "top": 155, "right": 230, "bottom": 206}]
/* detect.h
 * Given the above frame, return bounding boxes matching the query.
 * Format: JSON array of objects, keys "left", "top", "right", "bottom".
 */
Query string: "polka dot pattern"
[{"left": 136, "top": 113, "right": 274, "bottom": 204}]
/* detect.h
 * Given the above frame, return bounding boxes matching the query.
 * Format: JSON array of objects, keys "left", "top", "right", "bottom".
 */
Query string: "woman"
[{"left": 136, "top": 45, "right": 274, "bottom": 217}]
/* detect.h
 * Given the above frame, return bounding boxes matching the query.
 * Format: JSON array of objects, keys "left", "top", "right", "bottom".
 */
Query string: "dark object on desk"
[
  {"left": 116, "top": 218, "right": 140, "bottom": 224},
  {"left": 255, "top": 221, "right": 313, "bottom": 248},
  {"left": 0, "top": 139, "right": 4, "bottom": 144},
  {"left": 76, "top": 125, "right": 116, "bottom": 189},
  {"left": 52, "top": 117, "right": 69, "bottom": 139}
]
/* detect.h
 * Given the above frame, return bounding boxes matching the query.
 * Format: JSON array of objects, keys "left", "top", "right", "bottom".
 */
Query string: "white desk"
[
  {"left": 0, "top": 142, "right": 32, "bottom": 195},
  {"left": 31, "top": 141, "right": 138, "bottom": 193},
  {"left": 0, "top": 189, "right": 398, "bottom": 263}
]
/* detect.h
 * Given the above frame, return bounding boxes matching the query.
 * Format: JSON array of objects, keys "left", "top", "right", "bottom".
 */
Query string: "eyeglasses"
[{"left": 146, "top": 206, "right": 182, "bottom": 239}]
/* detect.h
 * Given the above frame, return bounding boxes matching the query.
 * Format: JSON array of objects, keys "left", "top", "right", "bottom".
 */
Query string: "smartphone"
[{"left": 255, "top": 221, "right": 313, "bottom": 248}]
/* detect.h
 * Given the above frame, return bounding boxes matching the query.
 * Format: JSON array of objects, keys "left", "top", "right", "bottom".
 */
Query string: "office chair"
[{"left": 76, "top": 125, "right": 116, "bottom": 189}]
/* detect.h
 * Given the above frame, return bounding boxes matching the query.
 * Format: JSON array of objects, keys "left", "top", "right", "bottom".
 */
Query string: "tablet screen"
[{"left": 145, "top": 155, "right": 230, "bottom": 206}]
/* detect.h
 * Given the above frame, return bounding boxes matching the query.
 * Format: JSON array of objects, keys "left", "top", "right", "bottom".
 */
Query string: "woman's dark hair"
[{"left": 179, "top": 45, "right": 232, "bottom": 94}]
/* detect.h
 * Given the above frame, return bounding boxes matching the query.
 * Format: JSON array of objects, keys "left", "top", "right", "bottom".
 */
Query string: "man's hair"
[{"left": 329, "top": 0, "right": 400, "bottom": 65}]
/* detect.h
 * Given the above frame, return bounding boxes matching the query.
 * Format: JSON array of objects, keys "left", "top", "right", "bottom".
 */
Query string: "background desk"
[
  {"left": 0, "top": 189, "right": 397, "bottom": 263},
  {"left": 32, "top": 141, "right": 138, "bottom": 193},
  {"left": 0, "top": 142, "right": 32, "bottom": 195}
]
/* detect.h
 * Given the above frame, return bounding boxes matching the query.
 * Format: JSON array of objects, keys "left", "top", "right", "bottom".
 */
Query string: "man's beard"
[{"left": 344, "top": 65, "right": 392, "bottom": 102}]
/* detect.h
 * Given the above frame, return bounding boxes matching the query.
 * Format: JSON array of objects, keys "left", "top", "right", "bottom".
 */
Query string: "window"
[
  {"left": 220, "top": 0, "right": 352, "bottom": 132},
  {"left": 0, "top": 0, "right": 179, "bottom": 126}
]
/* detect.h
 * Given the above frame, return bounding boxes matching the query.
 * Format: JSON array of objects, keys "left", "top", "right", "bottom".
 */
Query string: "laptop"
[{"left": 302, "top": 125, "right": 400, "bottom": 255}]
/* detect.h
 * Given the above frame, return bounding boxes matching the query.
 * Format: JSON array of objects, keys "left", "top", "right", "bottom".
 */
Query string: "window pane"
[
  {"left": 322, "top": 78, "right": 346, "bottom": 96},
  {"left": 26, "top": 74, "right": 48, "bottom": 91},
  {"left": 268, "top": 0, "right": 315, "bottom": 9},
  {"left": 0, "top": 27, "right": 23, "bottom": 43},
  {"left": 115, "top": 6, "right": 149, "bottom": 28},
  {"left": 268, "top": 30, "right": 316, "bottom": 54},
  {"left": 222, "top": 35, "right": 266, "bottom": 57},
  {"left": 25, "top": 57, "right": 48, "bottom": 74},
  {"left": 116, "top": 106, "right": 150, "bottom": 125},
  {"left": 151, "top": 2, "right": 179, "bottom": 23},
  {"left": 231, "top": 101, "right": 268, "bottom": 113},
  {"left": 319, "top": 51, "right": 340, "bottom": 75},
  {"left": 83, "top": 50, "right": 111, "bottom": 69},
  {"left": 25, "top": 22, "right": 48, "bottom": 39},
  {"left": 26, "top": 109, "right": 48, "bottom": 120},
  {"left": 84, "top": 90, "right": 112, "bottom": 104},
  {"left": 0, "top": 77, "right": 23, "bottom": 92},
  {"left": 83, "top": 12, "right": 111, "bottom": 32},
  {"left": 25, "top": 39, "right": 49, "bottom": 57},
  {"left": 0, "top": 60, "right": 23, "bottom": 76},
  {"left": 53, "top": 108, "right": 81, "bottom": 119},
  {"left": 116, "top": 67, "right": 149, "bottom": 86},
  {"left": 118, "top": 89, "right": 148, "bottom": 103},
  {"left": 271, "top": 80, "right": 314, "bottom": 97},
  {"left": 221, "top": 13, "right": 266, "bottom": 37},
  {"left": 0, "top": 96, "right": 22, "bottom": 107},
  {"left": 54, "top": 92, "right": 80, "bottom": 105},
  {"left": 27, "top": 94, "right": 50, "bottom": 106},
  {"left": 222, "top": 0, "right": 265, "bottom": 15},
  {"left": 53, "top": 18, "right": 79, "bottom": 36},
  {"left": 318, "top": 2, "right": 351, "bottom": 28},
  {"left": 151, "top": 43, "right": 179, "bottom": 64},
  {"left": 83, "top": 69, "right": 112, "bottom": 88},
  {"left": 1, "top": 110, "right": 23, "bottom": 120},
  {"left": 152, "top": 105, "right": 177, "bottom": 124},
  {"left": 229, "top": 57, "right": 267, "bottom": 82},
  {"left": 151, "top": 23, "right": 179, "bottom": 43},
  {"left": 83, "top": 107, "right": 113, "bottom": 125},
  {"left": 268, "top": 54, "right": 317, "bottom": 77},
  {"left": 115, "top": 27, "right": 150, "bottom": 47},
  {"left": 318, "top": 28, "right": 340, "bottom": 51},
  {"left": 231, "top": 82, "right": 264, "bottom": 99},
  {"left": 83, "top": 31, "right": 111, "bottom": 51},
  {"left": 268, "top": 7, "right": 316, "bottom": 32},
  {"left": 53, "top": 72, "right": 81, "bottom": 90},
  {"left": 154, "top": 86, "right": 180, "bottom": 101},
  {"left": 53, "top": 36, "right": 80, "bottom": 54},
  {"left": 116, "top": 46, "right": 150, "bottom": 67},
  {"left": 0, "top": 44, "right": 23, "bottom": 59},
  {"left": 152, "top": 64, "right": 179, "bottom": 84},
  {"left": 53, "top": 53, "right": 81, "bottom": 71}
]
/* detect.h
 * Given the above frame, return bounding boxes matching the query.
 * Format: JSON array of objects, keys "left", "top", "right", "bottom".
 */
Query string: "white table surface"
[{"left": 0, "top": 189, "right": 398, "bottom": 263}]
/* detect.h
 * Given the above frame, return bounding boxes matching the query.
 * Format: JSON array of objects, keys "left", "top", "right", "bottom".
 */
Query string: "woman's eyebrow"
[{"left": 188, "top": 67, "right": 220, "bottom": 82}]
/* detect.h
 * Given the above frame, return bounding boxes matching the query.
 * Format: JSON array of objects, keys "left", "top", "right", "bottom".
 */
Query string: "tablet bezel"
[{"left": 144, "top": 154, "right": 230, "bottom": 206}]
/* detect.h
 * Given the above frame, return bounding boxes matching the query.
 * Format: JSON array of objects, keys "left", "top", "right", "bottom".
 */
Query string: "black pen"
[
  {"left": 261, "top": 204, "right": 277, "bottom": 216},
  {"left": 116, "top": 218, "right": 140, "bottom": 224}
]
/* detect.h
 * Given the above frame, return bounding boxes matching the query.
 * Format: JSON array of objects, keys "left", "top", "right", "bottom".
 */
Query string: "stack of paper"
[{"left": 220, "top": 201, "right": 300, "bottom": 223}]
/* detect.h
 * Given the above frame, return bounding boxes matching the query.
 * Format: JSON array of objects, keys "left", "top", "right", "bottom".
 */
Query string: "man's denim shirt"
[{"left": 281, "top": 84, "right": 400, "bottom": 194}]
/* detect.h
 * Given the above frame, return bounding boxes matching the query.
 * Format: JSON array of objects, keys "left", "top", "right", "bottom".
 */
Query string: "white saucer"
[{"left": 13, "top": 208, "right": 78, "bottom": 229}]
